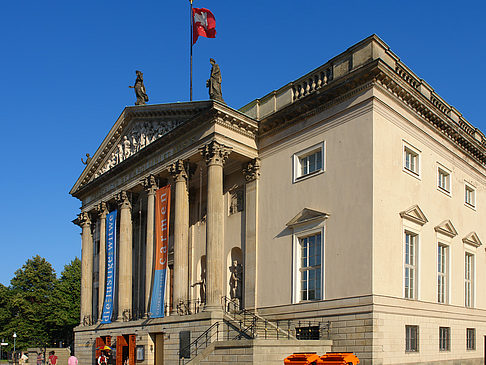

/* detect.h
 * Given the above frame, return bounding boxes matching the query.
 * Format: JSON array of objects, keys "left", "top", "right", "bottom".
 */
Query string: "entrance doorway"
[
  {"left": 116, "top": 335, "right": 136, "bottom": 365},
  {"left": 153, "top": 333, "right": 164, "bottom": 365}
]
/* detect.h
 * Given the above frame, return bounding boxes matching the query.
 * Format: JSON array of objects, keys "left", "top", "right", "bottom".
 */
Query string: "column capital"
[
  {"left": 77, "top": 211, "right": 91, "bottom": 228},
  {"left": 142, "top": 174, "right": 158, "bottom": 195},
  {"left": 199, "top": 141, "right": 231, "bottom": 167},
  {"left": 115, "top": 191, "right": 132, "bottom": 210},
  {"left": 95, "top": 202, "right": 108, "bottom": 219},
  {"left": 168, "top": 160, "right": 189, "bottom": 183},
  {"left": 243, "top": 158, "right": 261, "bottom": 182}
]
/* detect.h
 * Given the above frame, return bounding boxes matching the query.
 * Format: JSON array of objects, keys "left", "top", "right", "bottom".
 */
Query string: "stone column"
[
  {"left": 116, "top": 191, "right": 133, "bottom": 321},
  {"left": 95, "top": 202, "right": 108, "bottom": 322},
  {"left": 200, "top": 141, "right": 231, "bottom": 310},
  {"left": 169, "top": 160, "right": 190, "bottom": 309},
  {"left": 142, "top": 175, "right": 158, "bottom": 317},
  {"left": 79, "top": 211, "right": 93, "bottom": 325},
  {"left": 243, "top": 159, "right": 260, "bottom": 310}
]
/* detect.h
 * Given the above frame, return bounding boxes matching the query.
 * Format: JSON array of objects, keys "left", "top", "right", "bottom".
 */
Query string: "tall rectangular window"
[
  {"left": 405, "top": 325, "right": 419, "bottom": 352},
  {"left": 465, "top": 184, "right": 476, "bottom": 208},
  {"left": 437, "top": 244, "right": 448, "bottom": 303},
  {"left": 438, "top": 167, "right": 451, "bottom": 193},
  {"left": 439, "top": 327, "right": 450, "bottom": 351},
  {"left": 465, "top": 253, "right": 474, "bottom": 307},
  {"left": 300, "top": 233, "right": 322, "bottom": 301},
  {"left": 404, "top": 146, "right": 419, "bottom": 175},
  {"left": 300, "top": 150, "right": 323, "bottom": 177},
  {"left": 404, "top": 232, "right": 417, "bottom": 299},
  {"left": 467, "top": 328, "right": 476, "bottom": 350}
]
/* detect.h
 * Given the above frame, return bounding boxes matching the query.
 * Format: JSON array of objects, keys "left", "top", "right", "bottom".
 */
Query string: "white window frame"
[
  {"left": 466, "top": 328, "right": 476, "bottom": 351},
  {"left": 465, "top": 182, "right": 476, "bottom": 209},
  {"left": 439, "top": 327, "right": 451, "bottom": 351},
  {"left": 405, "top": 325, "right": 419, "bottom": 353},
  {"left": 292, "top": 223, "right": 325, "bottom": 303},
  {"left": 402, "top": 141, "right": 421, "bottom": 178},
  {"left": 404, "top": 231, "right": 418, "bottom": 299},
  {"left": 465, "top": 252, "right": 475, "bottom": 308},
  {"left": 437, "top": 165, "right": 451, "bottom": 195},
  {"left": 293, "top": 142, "right": 325, "bottom": 183},
  {"left": 437, "top": 243, "right": 449, "bottom": 304}
]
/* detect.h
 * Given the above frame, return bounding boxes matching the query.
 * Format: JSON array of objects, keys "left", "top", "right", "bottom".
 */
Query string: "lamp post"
[{"left": 13, "top": 333, "right": 17, "bottom": 364}]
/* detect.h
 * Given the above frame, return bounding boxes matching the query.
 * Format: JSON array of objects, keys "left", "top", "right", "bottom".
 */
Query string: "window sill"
[
  {"left": 293, "top": 169, "right": 324, "bottom": 184},
  {"left": 465, "top": 202, "right": 476, "bottom": 211},
  {"left": 402, "top": 167, "right": 421, "bottom": 180},
  {"left": 437, "top": 187, "right": 451, "bottom": 197}
]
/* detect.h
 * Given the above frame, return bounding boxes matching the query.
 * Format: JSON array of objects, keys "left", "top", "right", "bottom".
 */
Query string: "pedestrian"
[
  {"left": 68, "top": 352, "right": 77, "bottom": 365},
  {"left": 47, "top": 351, "right": 57, "bottom": 365},
  {"left": 36, "top": 352, "right": 42, "bottom": 365}
]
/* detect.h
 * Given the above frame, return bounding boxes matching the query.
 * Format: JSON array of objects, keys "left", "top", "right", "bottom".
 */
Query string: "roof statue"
[
  {"left": 81, "top": 153, "right": 91, "bottom": 165},
  {"left": 129, "top": 70, "right": 149, "bottom": 106},
  {"left": 206, "top": 58, "right": 224, "bottom": 103}
]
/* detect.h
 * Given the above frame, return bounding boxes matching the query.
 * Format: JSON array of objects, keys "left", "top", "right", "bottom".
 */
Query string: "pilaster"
[
  {"left": 78, "top": 211, "right": 93, "bottom": 325},
  {"left": 95, "top": 202, "right": 108, "bottom": 322},
  {"left": 243, "top": 158, "right": 260, "bottom": 310}
]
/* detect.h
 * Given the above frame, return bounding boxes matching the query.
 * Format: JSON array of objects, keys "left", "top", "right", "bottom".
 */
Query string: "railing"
[
  {"left": 292, "top": 67, "right": 333, "bottom": 101},
  {"left": 176, "top": 299, "right": 204, "bottom": 316}
]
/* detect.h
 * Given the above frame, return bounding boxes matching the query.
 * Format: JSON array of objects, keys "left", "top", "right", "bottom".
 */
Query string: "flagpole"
[{"left": 190, "top": 0, "right": 193, "bottom": 101}]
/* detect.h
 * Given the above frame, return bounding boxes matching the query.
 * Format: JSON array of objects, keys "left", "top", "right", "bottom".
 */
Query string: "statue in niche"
[
  {"left": 206, "top": 58, "right": 225, "bottom": 103},
  {"left": 192, "top": 266, "right": 206, "bottom": 304},
  {"left": 229, "top": 190, "right": 244, "bottom": 215},
  {"left": 229, "top": 260, "right": 243, "bottom": 310},
  {"left": 81, "top": 153, "right": 92, "bottom": 165},
  {"left": 129, "top": 70, "right": 149, "bottom": 105}
]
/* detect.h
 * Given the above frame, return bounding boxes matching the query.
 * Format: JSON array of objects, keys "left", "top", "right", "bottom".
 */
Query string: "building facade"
[{"left": 71, "top": 35, "right": 486, "bottom": 364}]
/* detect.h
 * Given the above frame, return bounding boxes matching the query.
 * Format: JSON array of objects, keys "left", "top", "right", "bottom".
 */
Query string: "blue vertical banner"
[
  {"left": 150, "top": 185, "right": 171, "bottom": 318},
  {"left": 101, "top": 210, "right": 117, "bottom": 324}
]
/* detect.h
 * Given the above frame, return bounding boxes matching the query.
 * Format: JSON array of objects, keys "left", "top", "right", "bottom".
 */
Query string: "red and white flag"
[{"left": 192, "top": 8, "right": 216, "bottom": 44}]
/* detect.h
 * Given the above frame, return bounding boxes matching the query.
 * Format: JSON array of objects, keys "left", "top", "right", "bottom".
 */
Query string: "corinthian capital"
[
  {"left": 95, "top": 202, "right": 108, "bottom": 219},
  {"left": 199, "top": 141, "right": 231, "bottom": 167},
  {"left": 77, "top": 211, "right": 91, "bottom": 227},
  {"left": 168, "top": 160, "right": 189, "bottom": 183},
  {"left": 115, "top": 191, "right": 132, "bottom": 209},
  {"left": 243, "top": 158, "right": 261, "bottom": 182},
  {"left": 142, "top": 174, "right": 158, "bottom": 195}
]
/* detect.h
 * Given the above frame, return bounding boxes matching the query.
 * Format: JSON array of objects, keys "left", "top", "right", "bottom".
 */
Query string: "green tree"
[
  {"left": 47, "top": 258, "right": 81, "bottom": 347},
  {"left": 5, "top": 255, "right": 56, "bottom": 351}
]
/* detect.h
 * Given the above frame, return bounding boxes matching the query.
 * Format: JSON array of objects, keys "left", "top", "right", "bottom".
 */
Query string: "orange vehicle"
[
  {"left": 284, "top": 352, "right": 323, "bottom": 364},
  {"left": 319, "top": 352, "right": 359, "bottom": 365}
]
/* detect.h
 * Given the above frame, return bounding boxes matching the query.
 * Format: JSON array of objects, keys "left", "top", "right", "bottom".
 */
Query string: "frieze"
[{"left": 95, "top": 120, "right": 184, "bottom": 178}]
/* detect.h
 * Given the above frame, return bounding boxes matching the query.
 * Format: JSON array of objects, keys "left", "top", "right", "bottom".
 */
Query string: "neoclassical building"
[{"left": 71, "top": 35, "right": 486, "bottom": 365}]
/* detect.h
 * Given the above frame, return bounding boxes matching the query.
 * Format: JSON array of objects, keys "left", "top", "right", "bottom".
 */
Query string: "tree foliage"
[{"left": 0, "top": 256, "right": 81, "bottom": 353}]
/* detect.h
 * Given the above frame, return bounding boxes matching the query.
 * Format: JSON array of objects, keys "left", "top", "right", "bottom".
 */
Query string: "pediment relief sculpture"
[
  {"left": 95, "top": 119, "right": 183, "bottom": 178},
  {"left": 434, "top": 220, "right": 458, "bottom": 238},
  {"left": 399, "top": 205, "right": 428, "bottom": 226},
  {"left": 463, "top": 232, "right": 482, "bottom": 248}
]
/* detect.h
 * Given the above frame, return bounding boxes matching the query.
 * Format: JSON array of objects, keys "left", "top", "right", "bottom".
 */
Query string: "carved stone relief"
[{"left": 95, "top": 120, "right": 184, "bottom": 178}]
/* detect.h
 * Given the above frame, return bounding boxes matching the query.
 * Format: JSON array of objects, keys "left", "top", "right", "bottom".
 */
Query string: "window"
[
  {"left": 293, "top": 142, "right": 325, "bottom": 182},
  {"left": 438, "top": 167, "right": 451, "bottom": 193},
  {"left": 405, "top": 325, "right": 419, "bottom": 352},
  {"left": 465, "top": 184, "right": 476, "bottom": 208},
  {"left": 403, "top": 145, "right": 420, "bottom": 176},
  {"left": 299, "top": 233, "right": 322, "bottom": 301},
  {"left": 467, "top": 328, "right": 476, "bottom": 350},
  {"left": 437, "top": 244, "right": 448, "bottom": 303},
  {"left": 439, "top": 327, "right": 450, "bottom": 351},
  {"left": 404, "top": 232, "right": 418, "bottom": 299},
  {"left": 465, "top": 253, "right": 474, "bottom": 307}
]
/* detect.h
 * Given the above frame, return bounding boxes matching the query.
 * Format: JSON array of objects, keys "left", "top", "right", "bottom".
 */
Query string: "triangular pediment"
[
  {"left": 286, "top": 208, "right": 329, "bottom": 228},
  {"left": 463, "top": 232, "right": 482, "bottom": 248},
  {"left": 434, "top": 220, "right": 458, "bottom": 238},
  {"left": 399, "top": 205, "right": 428, "bottom": 226},
  {"left": 70, "top": 101, "right": 214, "bottom": 195}
]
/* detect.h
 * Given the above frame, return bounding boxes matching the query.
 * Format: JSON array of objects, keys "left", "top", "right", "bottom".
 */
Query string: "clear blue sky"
[{"left": 0, "top": 0, "right": 484, "bottom": 285}]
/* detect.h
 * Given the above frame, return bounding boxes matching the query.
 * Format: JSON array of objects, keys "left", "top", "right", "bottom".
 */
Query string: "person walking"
[{"left": 68, "top": 352, "right": 77, "bottom": 365}]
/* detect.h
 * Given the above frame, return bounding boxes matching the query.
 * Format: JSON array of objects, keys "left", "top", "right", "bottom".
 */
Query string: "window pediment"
[
  {"left": 434, "top": 220, "right": 458, "bottom": 238},
  {"left": 463, "top": 232, "right": 482, "bottom": 248},
  {"left": 286, "top": 208, "right": 329, "bottom": 228},
  {"left": 399, "top": 205, "right": 428, "bottom": 226}
]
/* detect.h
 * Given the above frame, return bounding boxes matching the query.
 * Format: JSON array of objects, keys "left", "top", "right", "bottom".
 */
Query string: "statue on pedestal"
[
  {"left": 129, "top": 70, "right": 149, "bottom": 105},
  {"left": 206, "top": 58, "right": 225, "bottom": 103}
]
